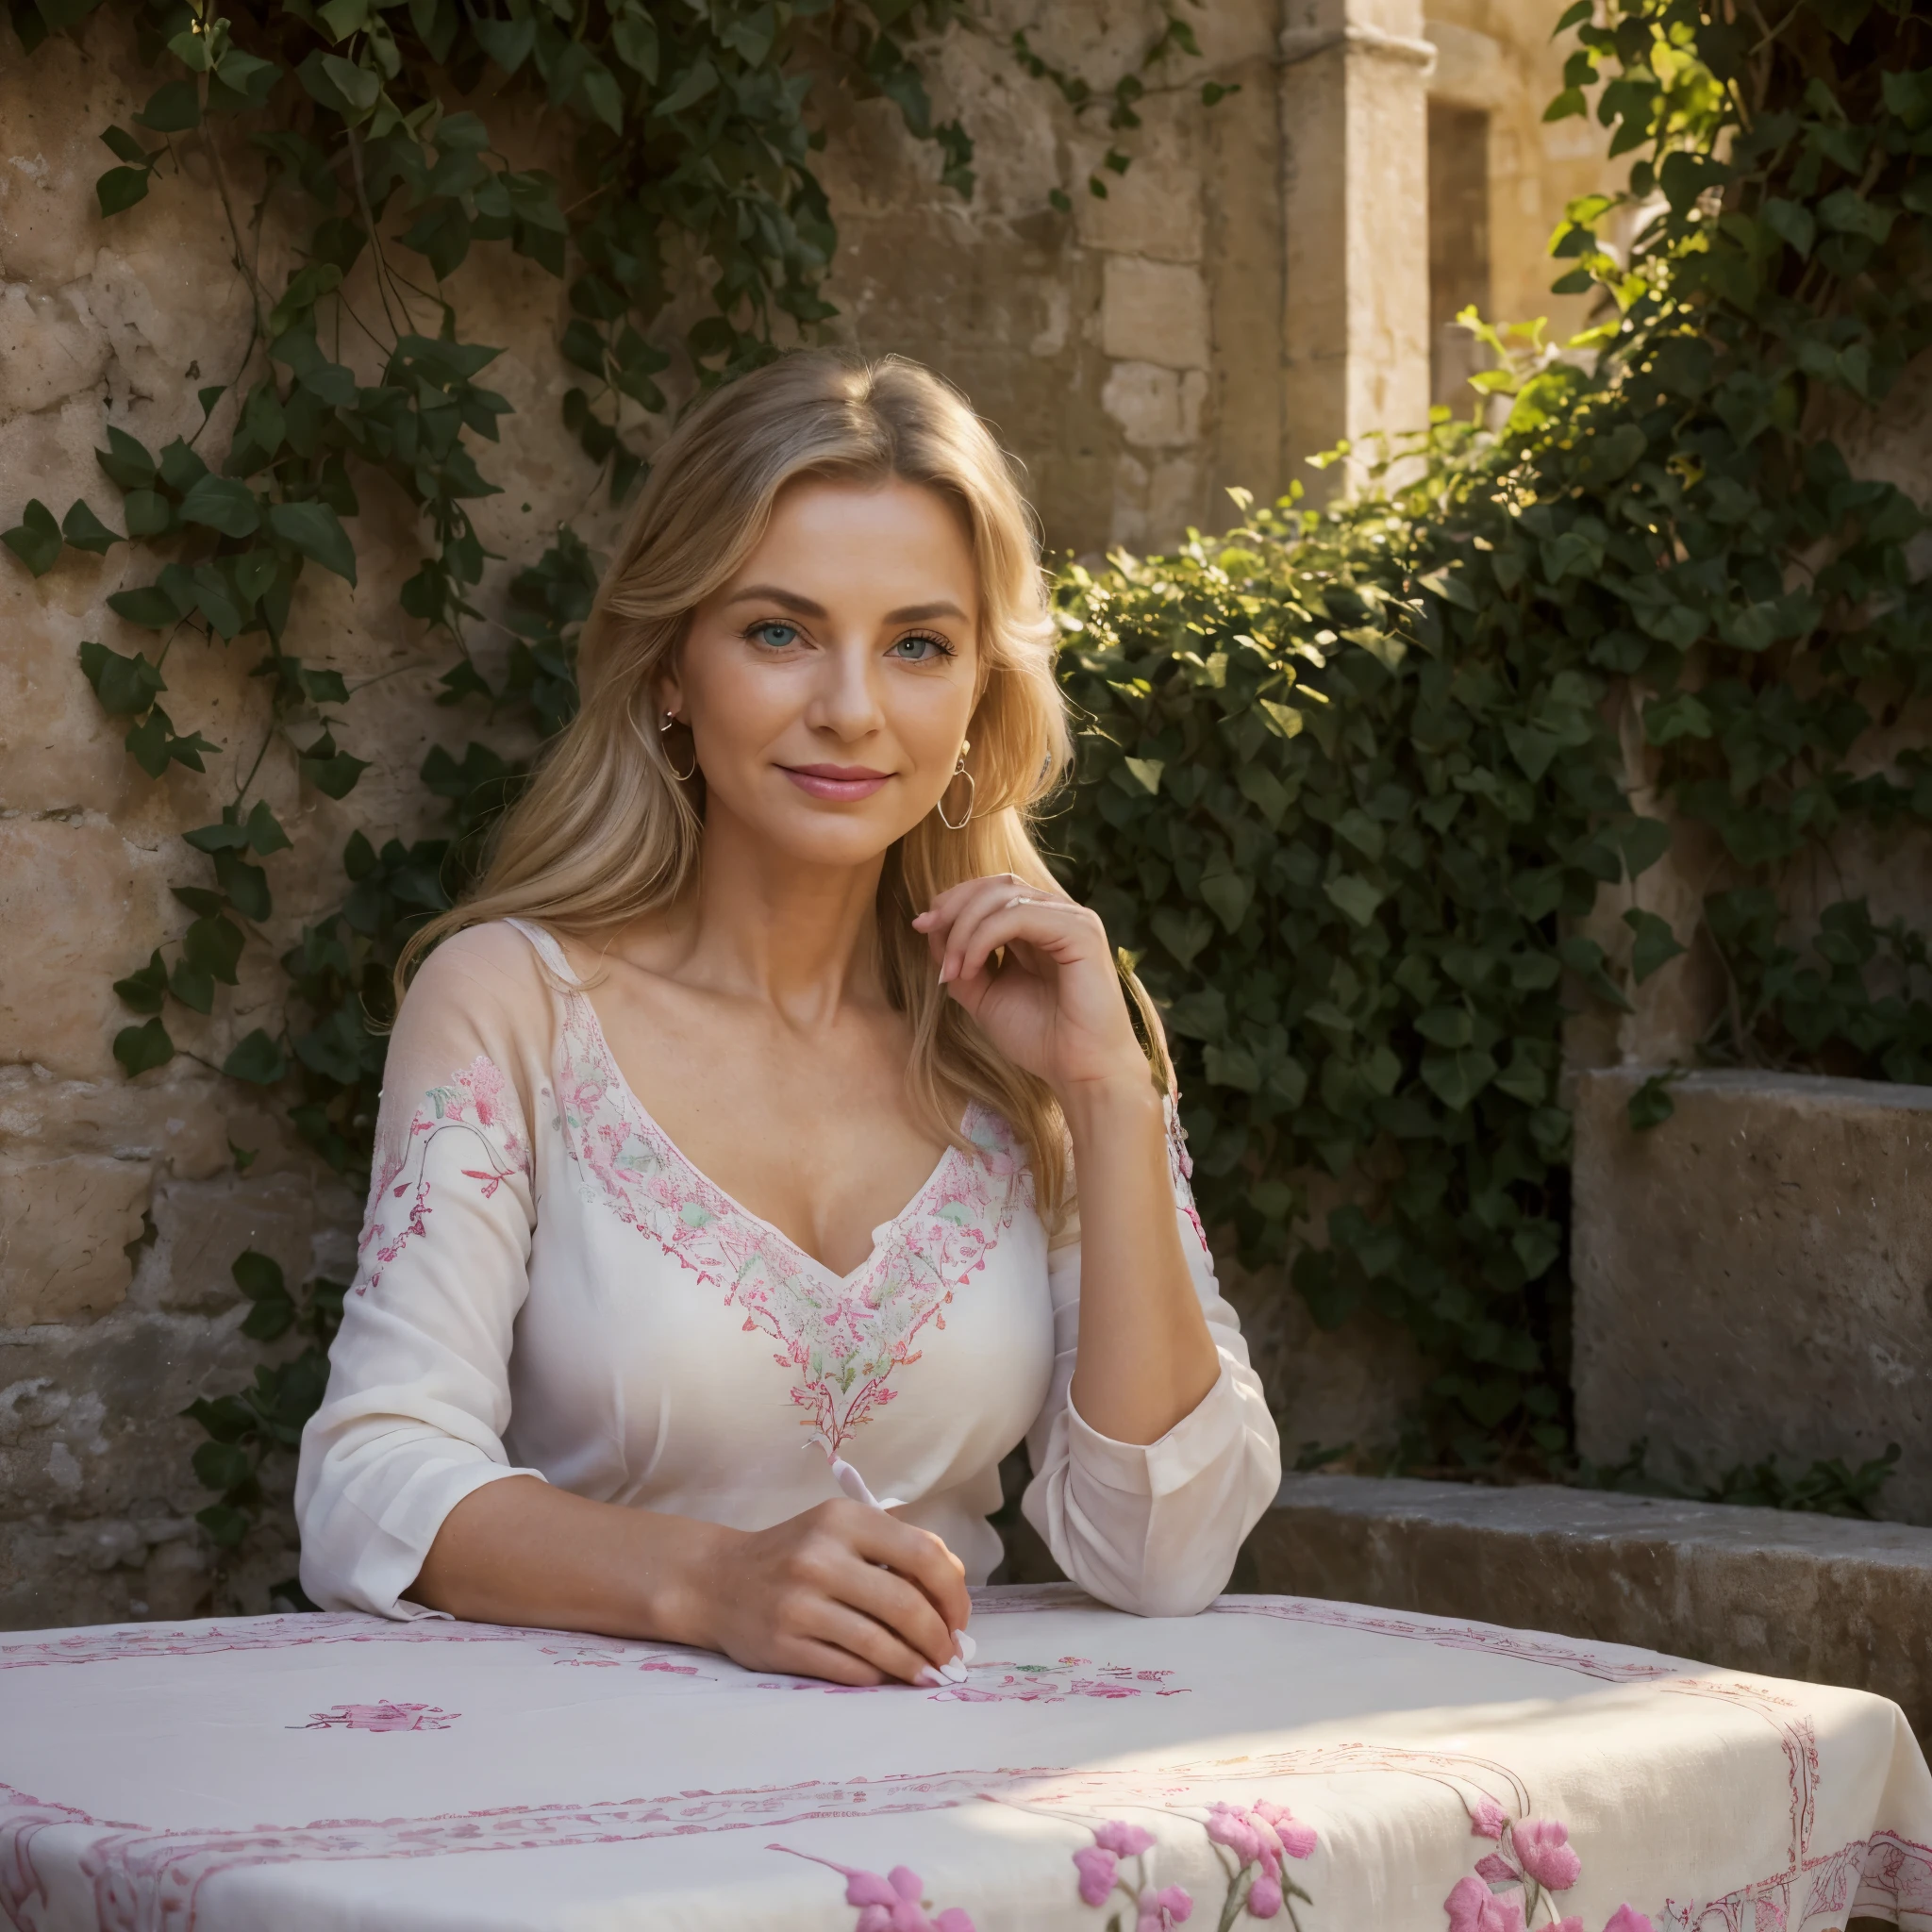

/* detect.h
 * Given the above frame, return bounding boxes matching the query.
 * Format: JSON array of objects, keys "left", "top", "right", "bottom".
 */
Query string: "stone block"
[
  {"left": 0, "top": 814, "right": 176, "bottom": 1081},
  {"left": 1101, "top": 361, "right": 1209, "bottom": 450},
  {"left": 145, "top": 1170, "right": 334, "bottom": 1315},
  {"left": 1572, "top": 1069, "right": 1932, "bottom": 1524},
  {"left": 1100, "top": 257, "right": 1210, "bottom": 372},
  {"left": 0, "top": 1154, "right": 149, "bottom": 1324},
  {"left": 1251, "top": 1474, "right": 1932, "bottom": 1743}
]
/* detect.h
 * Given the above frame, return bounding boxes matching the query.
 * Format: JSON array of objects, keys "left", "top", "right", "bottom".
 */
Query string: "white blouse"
[{"left": 294, "top": 918, "right": 1280, "bottom": 1623}]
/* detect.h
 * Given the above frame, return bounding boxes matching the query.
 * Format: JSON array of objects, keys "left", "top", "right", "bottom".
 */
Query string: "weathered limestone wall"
[
  {"left": 1572, "top": 1069, "right": 1932, "bottom": 1524},
  {"left": 1, "top": 1, "right": 1605, "bottom": 1628}
]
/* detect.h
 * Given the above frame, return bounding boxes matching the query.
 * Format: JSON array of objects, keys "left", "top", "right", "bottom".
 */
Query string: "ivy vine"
[{"left": 1057, "top": 0, "right": 1930, "bottom": 1470}]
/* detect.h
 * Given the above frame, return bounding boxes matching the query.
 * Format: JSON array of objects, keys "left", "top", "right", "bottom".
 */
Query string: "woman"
[{"left": 295, "top": 351, "right": 1279, "bottom": 1691}]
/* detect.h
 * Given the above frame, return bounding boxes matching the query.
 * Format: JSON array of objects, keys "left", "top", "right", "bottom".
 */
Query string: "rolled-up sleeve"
[
  {"left": 1020, "top": 1105, "right": 1281, "bottom": 1617},
  {"left": 294, "top": 933, "right": 548, "bottom": 1620}
]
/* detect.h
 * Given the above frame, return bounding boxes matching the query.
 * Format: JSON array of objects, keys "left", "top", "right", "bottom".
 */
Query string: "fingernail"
[
  {"left": 940, "top": 1659, "right": 969, "bottom": 1683},
  {"left": 918, "top": 1665, "right": 946, "bottom": 1688},
  {"left": 952, "top": 1628, "right": 976, "bottom": 1662},
  {"left": 938, "top": 962, "right": 953, "bottom": 984}
]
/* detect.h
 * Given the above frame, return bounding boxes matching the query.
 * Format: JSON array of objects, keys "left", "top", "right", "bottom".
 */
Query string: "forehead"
[{"left": 734, "top": 475, "right": 978, "bottom": 607}]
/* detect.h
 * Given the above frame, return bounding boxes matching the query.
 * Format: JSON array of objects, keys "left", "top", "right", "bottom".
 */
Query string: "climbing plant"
[{"left": 1055, "top": 0, "right": 1932, "bottom": 1470}]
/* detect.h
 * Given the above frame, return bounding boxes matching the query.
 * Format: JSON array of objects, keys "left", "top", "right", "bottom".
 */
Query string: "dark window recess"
[{"left": 1428, "top": 102, "right": 1492, "bottom": 415}]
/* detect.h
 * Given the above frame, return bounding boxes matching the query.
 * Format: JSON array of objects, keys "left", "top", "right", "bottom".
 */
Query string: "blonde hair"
[{"left": 403, "top": 349, "right": 1159, "bottom": 1209}]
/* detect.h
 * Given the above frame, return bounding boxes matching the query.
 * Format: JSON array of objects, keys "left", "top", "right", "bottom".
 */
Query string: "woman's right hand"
[{"left": 694, "top": 1499, "right": 972, "bottom": 1686}]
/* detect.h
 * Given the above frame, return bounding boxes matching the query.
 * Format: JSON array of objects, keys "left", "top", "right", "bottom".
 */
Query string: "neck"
[{"left": 661, "top": 799, "right": 891, "bottom": 1028}]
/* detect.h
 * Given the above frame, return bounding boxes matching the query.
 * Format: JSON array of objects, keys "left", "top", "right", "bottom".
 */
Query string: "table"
[{"left": 4, "top": 1584, "right": 1929, "bottom": 1932}]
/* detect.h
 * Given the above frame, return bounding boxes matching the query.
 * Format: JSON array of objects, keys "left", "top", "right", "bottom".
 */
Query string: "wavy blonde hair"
[{"left": 404, "top": 349, "right": 1161, "bottom": 1208}]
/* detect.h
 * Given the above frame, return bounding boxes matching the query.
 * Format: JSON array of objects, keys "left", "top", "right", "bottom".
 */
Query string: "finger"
[
  {"left": 912, "top": 873, "right": 1028, "bottom": 931},
  {"left": 941, "top": 895, "right": 1094, "bottom": 988},
  {"left": 804, "top": 1594, "right": 950, "bottom": 1688},
  {"left": 769, "top": 1635, "right": 890, "bottom": 1688},
  {"left": 855, "top": 1516, "right": 973, "bottom": 1642},
  {"left": 838, "top": 1549, "right": 960, "bottom": 1671},
  {"left": 933, "top": 878, "right": 1069, "bottom": 984}
]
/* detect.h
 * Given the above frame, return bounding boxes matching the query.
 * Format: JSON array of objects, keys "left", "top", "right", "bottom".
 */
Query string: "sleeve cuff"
[
  {"left": 305, "top": 1457, "right": 547, "bottom": 1621},
  {"left": 1062, "top": 1357, "right": 1244, "bottom": 1500}
]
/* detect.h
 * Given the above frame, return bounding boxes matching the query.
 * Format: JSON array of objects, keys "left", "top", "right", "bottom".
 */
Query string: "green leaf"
[
  {"left": 113, "top": 1017, "right": 175, "bottom": 1075},
  {"left": 96, "top": 426, "right": 158, "bottom": 491},
  {"left": 135, "top": 78, "right": 202, "bottom": 132},
  {"left": 656, "top": 57, "right": 717, "bottom": 117},
  {"left": 267, "top": 500, "right": 358, "bottom": 583},
  {"left": 192, "top": 1440, "right": 255, "bottom": 1492},
  {"left": 112, "top": 949, "right": 170, "bottom": 1015},
  {"left": 107, "top": 582, "right": 187, "bottom": 629},
  {"left": 60, "top": 499, "right": 121, "bottom": 553},
  {"left": 1627, "top": 1070, "right": 1681, "bottom": 1132},
  {"left": 1623, "top": 908, "right": 1686, "bottom": 983},
  {"left": 95, "top": 165, "right": 152, "bottom": 216},
  {"left": 3, "top": 499, "right": 62, "bottom": 575},
  {"left": 1420, "top": 1046, "right": 1498, "bottom": 1111},
  {"left": 222, "top": 1028, "right": 288, "bottom": 1085},
  {"left": 1323, "top": 874, "right": 1384, "bottom": 927},
  {"left": 78, "top": 639, "right": 165, "bottom": 716},
  {"left": 177, "top": 474, "right": 262, "bottom": 537},
  {"left": 232, "top": 1248, "right": 286, "bottom": 1300}
]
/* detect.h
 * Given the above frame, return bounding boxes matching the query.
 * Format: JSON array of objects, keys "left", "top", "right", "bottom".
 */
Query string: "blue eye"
[
  {"left": 749, "top": 621, "right": 800, "bottom": 650},
  {"left": 891, "top": 631, "right": 953, "bottom": 661}
]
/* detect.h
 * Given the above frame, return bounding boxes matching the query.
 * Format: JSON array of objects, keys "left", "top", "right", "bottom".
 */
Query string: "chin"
[{"left": 751, "top": 805, "right": 912, "bottom": 871}]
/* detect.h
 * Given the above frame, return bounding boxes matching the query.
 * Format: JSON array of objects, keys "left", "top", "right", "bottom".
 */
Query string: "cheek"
[{"left": 681, "top": 635, "right": 792, "bottom": 744}]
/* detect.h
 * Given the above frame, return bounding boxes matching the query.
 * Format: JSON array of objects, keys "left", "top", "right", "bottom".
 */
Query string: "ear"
[{"left": 653, "top": 666, "right": 686, "bottom": 726}]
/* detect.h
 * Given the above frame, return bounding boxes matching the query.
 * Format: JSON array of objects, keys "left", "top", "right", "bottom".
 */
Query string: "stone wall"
[{"left": 0, "top": 0, "right": 1609, "bottom": 1628}]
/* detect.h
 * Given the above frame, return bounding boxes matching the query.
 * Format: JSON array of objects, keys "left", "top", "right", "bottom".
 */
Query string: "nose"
[{"left": 806, "top": 634, "right": 886, "bottom": 744}]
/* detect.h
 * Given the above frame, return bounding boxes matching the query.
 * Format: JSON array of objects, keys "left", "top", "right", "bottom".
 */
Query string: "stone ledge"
[{"left": 1247, "top": 1474, "right": 1932, "bottom": 1742}]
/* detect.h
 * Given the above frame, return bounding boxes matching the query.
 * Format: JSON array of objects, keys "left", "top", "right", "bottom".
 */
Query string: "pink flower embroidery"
[
  {"left": 558, "top": 1005, "right": 1031, "bottom": 1453},
  {"left": 1096, "top": 1822, "right": 1157, "bottom": 1857},
  {"left": 358, "top": 1056, "right": 530, "bottom": 1295},
  {"left": 1602, "top": 1911, "right": 1655, "bottom": 1932},
  {"left": 1513, "top": 1819, "right": 1582, "bottom": 1892},
  {"left": 1445, "top": 1875, "right": 1527, "bottom": 1932},
  {"left": 1139, "top": 1884, "right": 1193, "bottom": 1930},
  {"left": 771, "top": 1847, "right": 974, "bottom": 1932},
  {"left": 300, "top": 1701, "right": 457, "bottom": 1732},
  {"left": 1203, "top": 1799, "right": 1315, "bottom": 1922},
  {"left": 1470, "top": 1797, "right": 1508, "bottom": 1840}
]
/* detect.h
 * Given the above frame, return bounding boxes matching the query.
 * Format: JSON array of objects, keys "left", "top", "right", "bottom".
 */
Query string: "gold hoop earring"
[
  {"left": 937, "top": 742, "right": 974, "bottom": 831},
  {"left": 659, "top": 711, "right": 697, "bottom": 783}
]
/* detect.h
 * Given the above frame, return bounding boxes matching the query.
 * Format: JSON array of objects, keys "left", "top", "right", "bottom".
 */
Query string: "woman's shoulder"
[{"left": 397, "top": 920, "right": 562, "bottom": 1039}]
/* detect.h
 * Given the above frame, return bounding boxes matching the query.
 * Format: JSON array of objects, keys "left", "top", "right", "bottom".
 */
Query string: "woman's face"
[{"left": 664, "top": 475, "right": 982, "bottom": 872}]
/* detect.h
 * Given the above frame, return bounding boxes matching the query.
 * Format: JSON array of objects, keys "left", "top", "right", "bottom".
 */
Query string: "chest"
[
  {"left": 581, "top": 982, "right": 953, "bottom": 1279},
  {"left": 513, "top": 993, "right": 1053, "bottom": 1491}
]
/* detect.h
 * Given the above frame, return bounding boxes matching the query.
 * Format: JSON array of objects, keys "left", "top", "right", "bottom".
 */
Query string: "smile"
[{"left": 780, "top": 764, "right": 893, "bottom": 802}]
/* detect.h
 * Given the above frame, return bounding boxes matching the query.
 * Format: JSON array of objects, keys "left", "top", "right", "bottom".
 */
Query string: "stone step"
[{"left": 1247, "top": 1474, "right": 1932, "bottom": 1743}]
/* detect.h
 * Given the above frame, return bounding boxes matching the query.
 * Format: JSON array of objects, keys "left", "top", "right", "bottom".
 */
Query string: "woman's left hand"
[{"left": 912, "top": 875, "right": 1148, "bottom": 1102}]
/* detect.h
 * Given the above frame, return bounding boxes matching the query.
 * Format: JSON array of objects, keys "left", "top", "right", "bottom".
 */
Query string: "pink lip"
[{"left": 781, "top": 763, "right": 892, "bottom": 802}]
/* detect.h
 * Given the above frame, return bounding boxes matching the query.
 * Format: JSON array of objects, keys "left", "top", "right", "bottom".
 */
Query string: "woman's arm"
[
  {"left": 413, "top": 1478, "right": 972, "bottom": 1687},
  {"left": 915, "top": 875, "right": 1221, "bottom": 1442},
  {"left": 916, "top": 875, "right": 1282, "bottom": 1613},
  {"left": 1058, "top": 1076, "right": 1220, "bottom": 1442}
]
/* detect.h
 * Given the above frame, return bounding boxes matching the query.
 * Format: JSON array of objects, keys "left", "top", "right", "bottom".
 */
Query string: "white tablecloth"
[{"left": 3, "top": 1585, "right": 1928, "bottom": 1932}]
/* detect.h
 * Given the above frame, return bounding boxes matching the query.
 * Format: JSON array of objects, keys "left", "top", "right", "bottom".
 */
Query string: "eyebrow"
[{"left": 724, "top": 585, "right": 969, "bottom": 625}]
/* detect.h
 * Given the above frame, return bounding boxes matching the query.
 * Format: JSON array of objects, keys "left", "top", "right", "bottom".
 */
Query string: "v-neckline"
[{"left": 559, "top": 969, "right": 972, "bottom": 1289}]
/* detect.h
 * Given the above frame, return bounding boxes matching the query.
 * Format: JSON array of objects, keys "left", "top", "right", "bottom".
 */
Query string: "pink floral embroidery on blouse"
[
  {"left": 358, "top": 1055, "right": 530, "bottom": 1295},
  {"left": 550, "top": 994, "right": 1033, "bottom": 1454}
]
